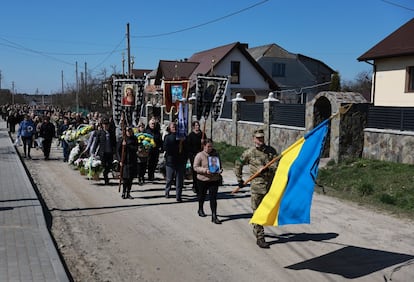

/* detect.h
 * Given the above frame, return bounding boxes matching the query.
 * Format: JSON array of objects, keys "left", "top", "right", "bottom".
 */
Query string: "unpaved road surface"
[{"left": 16, "top": 140, "right": 414, "bottom": 281}]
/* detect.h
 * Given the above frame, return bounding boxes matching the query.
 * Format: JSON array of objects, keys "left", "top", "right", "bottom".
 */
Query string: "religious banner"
[
  {"left": 177, "top": 102, "right": 188, "bottom": 140},
  {"left": 195, "top": 75, "right": 229, "bottom": 121},
  {"left": 111, "top": 77, "right": 145, "bottom": 129},
  {"left": 163, "top": 80, "right": 189, "bottom": 114}
]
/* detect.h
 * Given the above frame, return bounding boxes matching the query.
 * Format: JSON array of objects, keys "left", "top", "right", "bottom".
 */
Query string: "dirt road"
[{"left": 17, "top": 140, "right": 414, "bottom": 281}]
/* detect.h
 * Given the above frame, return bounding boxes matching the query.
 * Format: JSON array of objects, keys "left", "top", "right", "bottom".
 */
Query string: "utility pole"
[
  {"left": 0, "top": 70, "right": 2, "bottom": 90},
  {"left": 127, "top": 23, "right": 131, "bottom": 75},
  {"left": 11, "top": 81, "right": 15, "bottom": 104},
  {"left": 61, "top": 70, "right": 64, "bottom": 94},
  {"left": 76, "top": 61, "right": 79, "bottom": 113},
  {"left": 84, "top": 62, "right": 87, "bottom": 95},
  {"left": 122, "top": 52, "right": 125, "bottom": 75}
]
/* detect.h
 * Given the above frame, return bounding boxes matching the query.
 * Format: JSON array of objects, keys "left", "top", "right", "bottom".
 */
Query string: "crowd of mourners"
[
  {"left": 1, "top": 103, "right": 223, "bottom": 224},
  {"left": 1, "top": 103, "right": 280, "bottom": 247}
]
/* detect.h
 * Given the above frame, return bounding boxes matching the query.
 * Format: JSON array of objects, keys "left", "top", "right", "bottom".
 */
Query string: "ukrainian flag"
[{"left": 250, "top": 119, "right": 329, "bottom": 226}]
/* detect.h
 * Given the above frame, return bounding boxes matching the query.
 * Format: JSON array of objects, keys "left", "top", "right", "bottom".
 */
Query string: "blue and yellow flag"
[{"left": 250, "top": 119, "right": 329, "bottom": 226}]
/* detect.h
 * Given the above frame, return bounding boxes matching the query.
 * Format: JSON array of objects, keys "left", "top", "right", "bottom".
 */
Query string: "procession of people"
[{"left": 2, "top": 103, "right": 277, "bottom": 248}]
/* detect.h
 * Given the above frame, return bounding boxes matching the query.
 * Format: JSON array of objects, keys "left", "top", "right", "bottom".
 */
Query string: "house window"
[
  {"left": 407, "top": 66, "right": 414, "bottom": 92},
  {"left": 272, "top": 63, "right": 285, "bottom": 77},
  {"left": 231, "top": 61, "right": 240, "bottom": 84}
]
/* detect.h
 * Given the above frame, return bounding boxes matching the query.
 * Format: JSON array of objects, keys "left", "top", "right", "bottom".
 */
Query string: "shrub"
[
  {"left": 214, "top": 142, "right": 246, "bottom": 167},
  {"left": 357, "top": 182, "right": 374, "bottom": 196},
  {"left": 379, "top": 193, "right": 396, "bottom": 205}
]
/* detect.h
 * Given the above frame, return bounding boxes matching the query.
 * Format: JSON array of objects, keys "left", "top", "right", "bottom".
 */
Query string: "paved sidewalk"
[{"left": 0, "top": 120, "right": 70, "bottom": 282}]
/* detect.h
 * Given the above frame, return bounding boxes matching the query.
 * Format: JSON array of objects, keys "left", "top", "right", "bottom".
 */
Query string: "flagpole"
[{"left": 232, "top": 104, "right": 352, "bottom": 193}]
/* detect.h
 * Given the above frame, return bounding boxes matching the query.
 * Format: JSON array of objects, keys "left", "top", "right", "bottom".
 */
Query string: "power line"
[
  {"left": 133, "top": 0, "right": 269, "bottom": 38},
  {"left": 0, "top": 37, "right": 124, "bottom": 58},
  {"left": 0, "top": 37, "right": 74, "bottom": 66},
  {"left": 90, "top": 36, "right": 126, "bottom": 72},
  {"left": 380, "top": 0, "right": 414, "bottom": 12}
]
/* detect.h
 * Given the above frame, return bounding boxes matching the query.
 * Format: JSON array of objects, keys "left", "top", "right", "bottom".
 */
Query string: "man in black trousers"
[{"left": 39, "top": 116, "right": 56, "bottom": 160}]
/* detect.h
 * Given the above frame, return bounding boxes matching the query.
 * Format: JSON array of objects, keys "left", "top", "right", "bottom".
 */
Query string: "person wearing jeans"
[
  {"left": 17, "top": 114, "right": 35, "bottom": 159},
  {"left": 163, "top": 122, "right": 187, "bottom": 202}
]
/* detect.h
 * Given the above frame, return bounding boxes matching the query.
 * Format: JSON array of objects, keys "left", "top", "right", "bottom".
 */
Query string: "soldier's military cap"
[{"left": 253, "top": 129, "right": 265, "bottom": 138}]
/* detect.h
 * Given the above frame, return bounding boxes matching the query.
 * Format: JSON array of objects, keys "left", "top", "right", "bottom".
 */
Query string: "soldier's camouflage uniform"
[{"left": 234, "top": 145, "right": 278, "bottom": 240}]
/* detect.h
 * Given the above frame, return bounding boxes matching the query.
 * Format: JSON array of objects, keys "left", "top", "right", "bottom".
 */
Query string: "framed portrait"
[
  {"left": 171, "top": 84, "right": 183, "bottom": 103},
  {"left": 208, "top": 156, "right": 221, "bottom": 173},
  {"left": 163, "top": 80, "right": 189, "bottom": 113},
  {"left": 122, "top": 84, "right": 136, "bottom": 106}
]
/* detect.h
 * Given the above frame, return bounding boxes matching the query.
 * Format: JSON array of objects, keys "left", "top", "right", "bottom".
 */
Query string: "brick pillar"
[
  {"left": 263, "top": 101, "right": 270, "bottom": 144},
  {"left": 263, "top": 92, "right": 279, "bottom": 146}
]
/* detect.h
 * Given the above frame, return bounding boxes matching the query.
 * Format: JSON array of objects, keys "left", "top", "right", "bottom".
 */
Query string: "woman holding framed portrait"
[{"left": 193, "top": 139, "right": 223, "bottom": 224}]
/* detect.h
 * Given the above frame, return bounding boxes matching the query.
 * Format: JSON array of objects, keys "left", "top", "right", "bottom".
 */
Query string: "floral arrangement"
[
  {"left": 85, "top": 156, "right": 103, "bottom": 180},
  {"left": 73, "top": 157, "right": 85, "bottom": 168},
  {"left": 73, "top": 158, "right": 86, "bottom": 174},
  {"left": 132, "top": 131, "right": 155, "bottom": 150},
  {"left": 68, "top": 144, "right": 81, "bottom": 165},
  {"left": 61, "top": 124, "right": 94, "bottom": 143}
]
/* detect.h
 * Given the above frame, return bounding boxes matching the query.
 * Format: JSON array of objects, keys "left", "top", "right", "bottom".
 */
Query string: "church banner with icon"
[
  {"left": 195, "top": 75, "right": 229, "bottom": 121},
  {"left": 163, "top": 80, "right": 190, "bottom": 114},
  {"left": 111, "top": 77, "right": 145, "bottom": 128}
]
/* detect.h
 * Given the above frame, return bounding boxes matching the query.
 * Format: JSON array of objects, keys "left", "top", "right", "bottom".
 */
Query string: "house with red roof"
[{"left": 358, "top": 18, "right": 414, "bottom": 107}]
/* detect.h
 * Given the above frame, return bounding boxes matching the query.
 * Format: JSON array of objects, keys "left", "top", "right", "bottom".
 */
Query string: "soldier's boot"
[{"left": 256, "top": 238, "right": 270, "bottom": 249}]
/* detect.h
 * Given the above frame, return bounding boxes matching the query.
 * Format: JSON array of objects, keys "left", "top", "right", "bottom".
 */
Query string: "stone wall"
[
  {"left": 363, "top": 129, "right": 414, "bottom": 164},
  {"left": 145, "top": 92, "right": 414, "bottom": 165},
  {"left": 205, "top": 118, "right": 304, "bottom": 153}
]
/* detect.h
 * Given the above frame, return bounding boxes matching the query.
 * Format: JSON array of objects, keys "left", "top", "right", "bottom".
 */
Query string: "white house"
[{"left": 358, "top": 18, "right": 414, "bottom": 107}]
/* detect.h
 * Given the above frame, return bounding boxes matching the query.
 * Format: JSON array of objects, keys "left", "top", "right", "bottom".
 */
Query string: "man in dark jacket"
[
  {"left": 39, "top": 116, "right": 56, "bottom": 160},
  {"left": 92, "top": 117, "right": 117, "bottom": 185},
  {"left": 163, "top": 122, "right": 188, "bottom": 202}
]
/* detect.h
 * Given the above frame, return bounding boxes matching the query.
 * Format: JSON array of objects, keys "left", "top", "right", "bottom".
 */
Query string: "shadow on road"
[
  {"left": 267, "top": 232, "right": 338, "bottom": 244},
  {"left": 286, "top": 245, "right": 414, "bottom": 279}
]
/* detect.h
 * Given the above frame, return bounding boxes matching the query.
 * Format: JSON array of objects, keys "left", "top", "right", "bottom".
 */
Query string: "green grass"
[
  {"left": 214, "top": 142, "right": 246, "bottom": 168},
  {"left": 317, "top": 158, "right": 414, "bottom": 219},
  {"left": 216, "top": 141, "right": 414, "bottom": 220}
]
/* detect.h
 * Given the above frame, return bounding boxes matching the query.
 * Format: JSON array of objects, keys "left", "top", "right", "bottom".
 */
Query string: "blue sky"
[{"left": 0, "top": 0, "right": 413, "bottom": 94}]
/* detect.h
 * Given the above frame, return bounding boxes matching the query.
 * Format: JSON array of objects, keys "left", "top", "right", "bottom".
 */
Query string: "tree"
[
  {"left": 329, "top": 72, "right": 341, "bottom": 91},
  {"left": 342, "top": 70, "right": 372, "bottom": 102}
]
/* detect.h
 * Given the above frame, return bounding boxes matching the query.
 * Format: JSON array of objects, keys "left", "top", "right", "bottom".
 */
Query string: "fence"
[
  {"left": 142, "top": 92, "right": 414, "bottom": 164},
  {"left": 367, "top": 106, "right": 414, "bottom": 131}
]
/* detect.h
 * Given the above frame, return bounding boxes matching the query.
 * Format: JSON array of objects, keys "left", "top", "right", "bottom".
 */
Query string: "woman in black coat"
[{"left": 119, "top": 127, "right": 138, "bottom": 199}]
